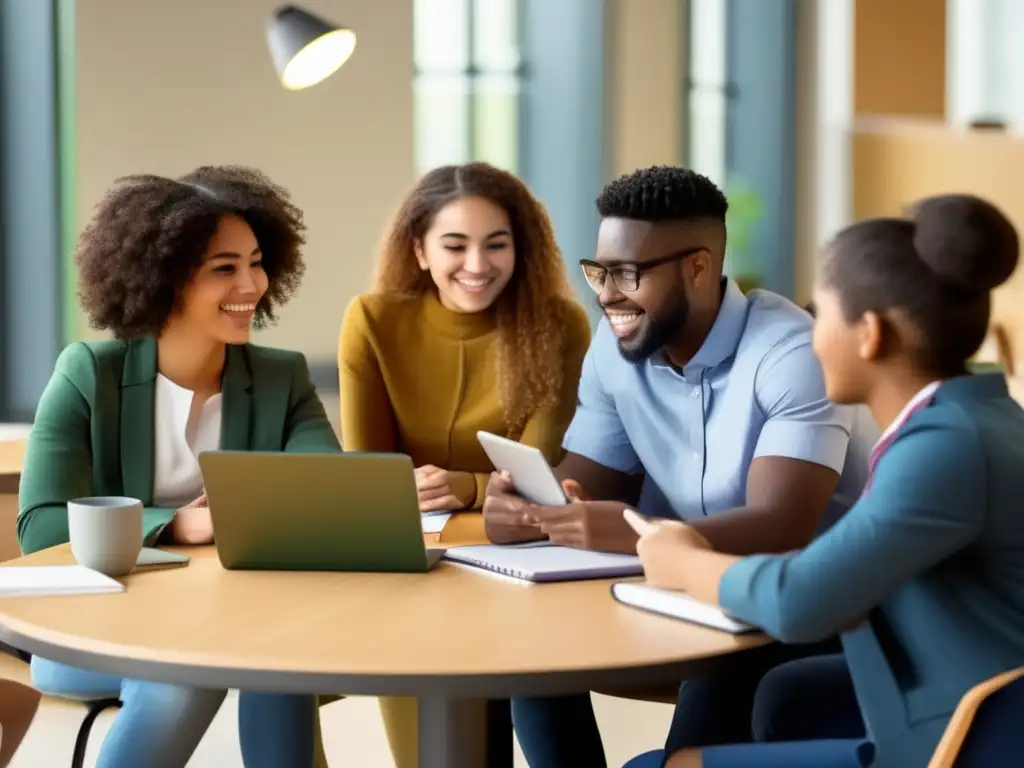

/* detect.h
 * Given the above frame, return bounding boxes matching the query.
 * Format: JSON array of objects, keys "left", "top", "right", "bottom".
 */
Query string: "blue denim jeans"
[{"left": 31, "top": 657, "right": 316, "bottom": 768}]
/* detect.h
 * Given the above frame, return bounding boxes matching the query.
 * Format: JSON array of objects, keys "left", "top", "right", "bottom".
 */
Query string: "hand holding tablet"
[{"left": 476, "top": 431, "right": 567, "bottom": 507}]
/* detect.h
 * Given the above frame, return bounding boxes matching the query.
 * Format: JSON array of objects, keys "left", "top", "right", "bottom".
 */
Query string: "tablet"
[
  {"left": 134, "top": 547, "right": 191, "bottom": 572},
  {"left": 477, "top": 431, "right": 567, "bottom": 507}
]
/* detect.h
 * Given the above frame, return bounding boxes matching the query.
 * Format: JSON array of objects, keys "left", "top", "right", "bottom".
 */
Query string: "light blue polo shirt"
[{"left": 563, "top": 278, "right": 874, "bottom": 527}]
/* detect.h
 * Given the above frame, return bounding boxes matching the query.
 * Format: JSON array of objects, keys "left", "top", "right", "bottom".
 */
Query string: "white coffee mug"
[{"left": 67, "top": 496, "right": 143, "bottom": 577}]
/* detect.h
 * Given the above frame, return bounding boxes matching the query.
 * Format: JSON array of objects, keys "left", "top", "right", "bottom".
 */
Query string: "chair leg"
[{"left": 71, "top": 699, "right": 122, "bottom": 768}]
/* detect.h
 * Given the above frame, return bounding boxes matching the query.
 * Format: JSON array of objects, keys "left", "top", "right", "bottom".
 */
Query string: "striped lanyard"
[{"left": 863, "top": 382, "right": 941, "bottom": 493}]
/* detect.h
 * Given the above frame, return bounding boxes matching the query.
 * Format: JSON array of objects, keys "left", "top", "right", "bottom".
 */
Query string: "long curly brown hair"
[
  {"left": 77, "top": 165, "right": 305, "bottom": 338},
  {"left": 374, "top": 162, "right": 579, "bottom": 433}
]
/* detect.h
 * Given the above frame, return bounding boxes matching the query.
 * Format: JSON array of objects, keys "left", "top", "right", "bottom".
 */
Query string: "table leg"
[
  {"left": 417, "top": 696, "right": 488, "bottom": 768},
  {"left": 486, "top": 699, "right": 514, "bottom": 768}
]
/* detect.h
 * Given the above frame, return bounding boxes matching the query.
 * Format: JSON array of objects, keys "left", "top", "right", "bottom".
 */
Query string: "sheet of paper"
[
  {"left": 0, "top": 565, "right": 124, "bottom": 598},
  {"left": 420, "top": 512, "right": 452, "bottom": 534}
]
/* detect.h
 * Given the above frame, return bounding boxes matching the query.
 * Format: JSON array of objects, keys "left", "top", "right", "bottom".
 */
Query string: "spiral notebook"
[
  {"left": 442, "top": 542, "right": 643, "bottom": 583},
  {"left": 611, "top": 581, "right": 758, "bottom": 634}
]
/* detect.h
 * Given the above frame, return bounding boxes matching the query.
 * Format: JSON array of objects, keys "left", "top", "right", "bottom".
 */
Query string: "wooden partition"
[
  {"left": 854, "top": 0, "right": 946, "bottom": 119},
  {"left": 852, "top": 119, "right": 1024, "bottom": 398},
  {"left": 0, "top": 439, "right": 24, "bottom": 562}
]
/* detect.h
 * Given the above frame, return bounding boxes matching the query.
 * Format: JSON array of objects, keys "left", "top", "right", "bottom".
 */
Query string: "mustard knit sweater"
[{"left": 338, "top": 289, "right": 592, "bottom": 506}]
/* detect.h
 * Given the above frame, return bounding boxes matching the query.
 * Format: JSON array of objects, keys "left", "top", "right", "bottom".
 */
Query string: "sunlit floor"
[{"left": 11, "top": 692, "right": 673, "bottom": 766}]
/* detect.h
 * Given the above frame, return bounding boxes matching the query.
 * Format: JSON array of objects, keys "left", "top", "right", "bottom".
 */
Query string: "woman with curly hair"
[
  {"left": 17, "top": 165, "right": 337, "bottom": 767},
  {"left": 336, "top": 162, "right": 592, "bottom": 767}
]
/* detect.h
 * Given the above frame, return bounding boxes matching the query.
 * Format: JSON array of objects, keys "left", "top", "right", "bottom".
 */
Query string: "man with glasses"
[{"left": 484, "top": 166, "right": 874, "bottom": 767}]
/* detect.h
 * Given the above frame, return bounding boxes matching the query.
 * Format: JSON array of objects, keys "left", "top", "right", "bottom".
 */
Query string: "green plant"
[{"left": 724, "top": 178, "right": 764, "bottom": 289}]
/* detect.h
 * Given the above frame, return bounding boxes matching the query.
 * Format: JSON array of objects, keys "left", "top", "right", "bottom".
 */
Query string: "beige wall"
[
  {"left": 605, "top": 0, "right": 686, "bottom": 178},
  {"left": 793, "top": 0, "right": 950, "bottom": 305},
  {"left": 75, "top": 0, "right": 689, "bottom": 364},
  {"left": 75, "top": 0, "right": 414, "bottom": 363},
  {"left": 851, "top": 119, "right": 1024, "bottom": 385}
]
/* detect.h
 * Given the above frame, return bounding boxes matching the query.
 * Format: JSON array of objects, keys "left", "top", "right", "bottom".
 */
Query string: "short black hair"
[
  {"left": 596, "top": 166, "right": 729, "bottom": 222},
  {"left": 824, "top": 194, "right": 1019, "bottom": 377},
  {"left": 77, "top": 165, "right": 306, "bottom": 339}
]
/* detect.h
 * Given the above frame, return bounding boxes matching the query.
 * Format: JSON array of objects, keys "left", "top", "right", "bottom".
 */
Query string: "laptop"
[{"left": 197, "top": 451, "right": 444, "bottom": 572}]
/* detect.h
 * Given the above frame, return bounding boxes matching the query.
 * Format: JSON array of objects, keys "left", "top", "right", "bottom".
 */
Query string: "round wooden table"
[{"left": 0, "top": 532, "right": 768, "bottom": 767}]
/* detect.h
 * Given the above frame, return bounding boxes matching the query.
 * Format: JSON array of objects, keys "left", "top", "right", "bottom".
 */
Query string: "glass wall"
[
  {"left": 0, "top": 0, "right": 67, "bottom": 422},
  {"left": 413, "top": 0, "right": 522, "bottom": 175},
  {"left": 686, "top": 0, "right": 797, "bottom": 298},
  {"left": 687, "top": 0, "right": 728, "bottom": 189},
  {"left": 413, "top": 0, "right": 605, "bottom": 315}
]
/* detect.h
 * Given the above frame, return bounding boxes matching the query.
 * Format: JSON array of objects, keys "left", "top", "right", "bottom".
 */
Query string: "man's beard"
[{"left": 614, "top": 292, "right": 690, "bottom": 363}]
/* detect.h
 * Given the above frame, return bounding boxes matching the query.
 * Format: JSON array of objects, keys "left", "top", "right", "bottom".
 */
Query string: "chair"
[
  {"left": 622, "top": 740, "right": 875, "bottom": 768},
  {"left": 928, "top": 666, "right": 1024, "bottom": 768},
  {"left": 0, "top": 452, "right": 123, "bottom": 767},
  {"left": 71, "top": 698, "right": 122, "bottom": 768},
  {"left": 0, "top": 649, "right": 122, "bottom": 768},
  {"left": 624, "top": 666, "right": 1024, "bottom": 768}
]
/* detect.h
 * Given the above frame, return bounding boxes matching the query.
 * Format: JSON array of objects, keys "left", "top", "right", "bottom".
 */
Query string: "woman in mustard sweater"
[{"left": 337, "top": 162, "right": 592, "bottom": 766}]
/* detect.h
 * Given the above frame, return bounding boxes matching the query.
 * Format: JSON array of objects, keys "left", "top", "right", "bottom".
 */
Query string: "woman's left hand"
[
  {"left": 631, "top": 513, "right": 713, "bottom": 590},
  {"left": 168, "top": 492, "right": 215, "bottom": 545},
  {"left": 415, "top": 466, "right": 475, "bottom": 512}
]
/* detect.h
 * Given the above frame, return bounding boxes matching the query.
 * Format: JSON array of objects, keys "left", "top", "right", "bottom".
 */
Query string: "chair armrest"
[{"left": 928, "top": 667, "right": 1024, "bottom": 768}]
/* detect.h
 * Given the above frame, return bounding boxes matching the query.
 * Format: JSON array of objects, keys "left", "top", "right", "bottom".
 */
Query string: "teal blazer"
[
  {"left": 18, "top": 338, "right": 341, "bottom": 554},
  {"left": 719, "top": 374, "right": 1024, "bottom": 767}
]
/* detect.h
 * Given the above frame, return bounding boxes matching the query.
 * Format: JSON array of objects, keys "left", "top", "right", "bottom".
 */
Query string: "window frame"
[{"left": 413, "top": 0, "right": 525, "bottom": 175}]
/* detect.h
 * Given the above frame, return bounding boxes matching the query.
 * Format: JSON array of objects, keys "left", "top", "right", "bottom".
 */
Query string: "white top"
[{"left": 152, "top": 374, "right": 222, "bottom": 509}]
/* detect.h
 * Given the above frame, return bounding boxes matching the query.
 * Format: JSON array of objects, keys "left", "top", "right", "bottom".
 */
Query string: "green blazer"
[{"left": 18, "top": 338, "right": 341, "bottom": 554}]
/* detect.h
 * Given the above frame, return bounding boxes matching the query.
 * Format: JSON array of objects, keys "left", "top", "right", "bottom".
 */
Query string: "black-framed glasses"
[{"left": 578, "top": 247, "right": 706, "bottom": 293}]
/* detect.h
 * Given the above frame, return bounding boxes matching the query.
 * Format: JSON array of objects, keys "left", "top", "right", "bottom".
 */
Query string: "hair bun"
[{"left": 911, "top": 194, "right": 1019, "bottom": 293}]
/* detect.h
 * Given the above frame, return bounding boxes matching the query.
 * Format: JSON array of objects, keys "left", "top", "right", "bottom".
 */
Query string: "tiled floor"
[{"left": 12, "top": 691, "right": 674, "bottom": 766}]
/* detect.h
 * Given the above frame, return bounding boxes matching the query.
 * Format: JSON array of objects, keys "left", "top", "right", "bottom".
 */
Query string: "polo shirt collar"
[{"left": 653, "top": 277, "right": 748, "bottom": 378}]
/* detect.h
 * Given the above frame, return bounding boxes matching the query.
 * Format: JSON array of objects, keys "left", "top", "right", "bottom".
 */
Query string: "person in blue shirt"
[
  {"left": 634, "top": 193, "right": 1024, "bottom": 768},
  {"left": 482, "top": 165, "right": 875, "bottom": 767}
]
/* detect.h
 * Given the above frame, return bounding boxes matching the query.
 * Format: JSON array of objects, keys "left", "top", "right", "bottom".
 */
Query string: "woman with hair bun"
[{"left": 633, "top": 194, "right": 1024, "bottom": 767}]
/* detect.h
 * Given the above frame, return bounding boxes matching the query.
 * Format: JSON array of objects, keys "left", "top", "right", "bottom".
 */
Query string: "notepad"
[
  {"left": 611, "top": 581, "right": 758, "bottom": 634},
  {"left": 0, "top": 566, "right": 125, "bottom": 598},
  {"left": 443, "top": 542, "right": 643, "bottom": 583},
  {"left": 421, "top": 512, "right": 452, "bottom": 534}
]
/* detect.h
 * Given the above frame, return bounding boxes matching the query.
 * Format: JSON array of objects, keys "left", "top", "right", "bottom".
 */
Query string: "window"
[
  {"left": 0, "top": 0, "right": 66, "bottom": 420},
  {"left": 687, "top": 0, "right": 728, "bottom": 189},
  {"left": 413, "top": 0, "right": 522, "bottom": 175},
  {"left": 947, "top": 0, "right": 1024, "bottom": 127},
  {"left": 685, "top": 0, "right": 796, "bottom": 295}
]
